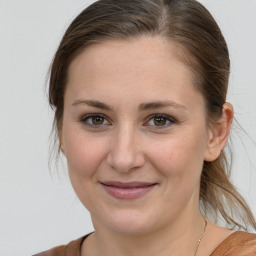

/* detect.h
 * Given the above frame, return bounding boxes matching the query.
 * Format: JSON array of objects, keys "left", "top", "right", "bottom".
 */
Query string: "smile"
[{"left": 100, "top": 181, "right": 157, "bottom": 200}]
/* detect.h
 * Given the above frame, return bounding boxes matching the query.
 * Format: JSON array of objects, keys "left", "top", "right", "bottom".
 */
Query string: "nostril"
[{"left": 106, "top": 149, "right": 145, "bottom": 173}]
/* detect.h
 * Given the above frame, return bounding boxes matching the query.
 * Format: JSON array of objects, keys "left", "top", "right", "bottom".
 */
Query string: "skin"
[{"left": 60, "top": 36, "right": 233, "bottom": 256}]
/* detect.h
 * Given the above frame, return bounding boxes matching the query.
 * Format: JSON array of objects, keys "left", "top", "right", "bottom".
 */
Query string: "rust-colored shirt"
[{"left": 34, "top": 231, "right": 256, "bottom": 256}]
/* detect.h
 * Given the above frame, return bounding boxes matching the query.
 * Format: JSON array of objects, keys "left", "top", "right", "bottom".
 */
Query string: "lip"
[{"left": 100, "top": 181, "right": 157, "bottom": 200}]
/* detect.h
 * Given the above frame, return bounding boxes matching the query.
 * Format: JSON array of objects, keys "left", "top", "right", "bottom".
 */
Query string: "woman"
[{"left": 35, "top": 0, "right": 256, "bottom": 255}]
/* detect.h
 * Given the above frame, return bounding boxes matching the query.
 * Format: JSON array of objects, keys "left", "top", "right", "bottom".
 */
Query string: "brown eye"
[
  {"left": 154, "top": 116, "right": 167, "bottom": 126},
  {"left": 92, "top": 116, "right": 104, "bottom": 125},
  {"left": 81, "top": 114, "right": 110, "bottom": 128},
  {"left": 145, "top": 114, "right": 176, "bottom": 129}
]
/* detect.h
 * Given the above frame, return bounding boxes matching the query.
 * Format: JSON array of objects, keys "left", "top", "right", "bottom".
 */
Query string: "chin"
[
  {"left": 109, "top": 221, "right": 155, "bottom": 235},
  {"left": 93, "top": 209, "right": 157, "bottom": 235}
]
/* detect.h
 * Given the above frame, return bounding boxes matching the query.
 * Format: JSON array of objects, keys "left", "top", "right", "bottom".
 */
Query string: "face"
[{"left": 61, "top": 36, "right": 214, "bottom": 234}]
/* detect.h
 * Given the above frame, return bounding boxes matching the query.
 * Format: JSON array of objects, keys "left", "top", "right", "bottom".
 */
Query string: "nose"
[{"left": 106, "top": 124, "right": 145, "bottom": 173}]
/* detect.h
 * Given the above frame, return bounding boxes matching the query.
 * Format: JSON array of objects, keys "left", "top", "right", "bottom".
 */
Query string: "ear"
[
  {"left": 58, "top": 128, "right": 66, "bottom": 156},
  {"left": 60, "top": 143, "right": 65, "bottom": 155},
  {"left": 204, "top": 102, "right": 233, "bottom": 162}
]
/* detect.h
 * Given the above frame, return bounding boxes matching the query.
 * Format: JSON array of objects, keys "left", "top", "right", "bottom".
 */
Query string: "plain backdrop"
[{"left": 0, "top": 1, "right": 256, "bottom": 255}]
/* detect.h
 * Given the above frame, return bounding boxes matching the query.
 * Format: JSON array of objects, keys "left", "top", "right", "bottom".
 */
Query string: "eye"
[
  {"left": 80, "top": 114, "right": 110, "bottom": 128},
  {"left": 145, "top": 114, "right": 176, "bottom": 129},
  {"left": 153, "top": 116, "right": 168, "bottom": 126}
]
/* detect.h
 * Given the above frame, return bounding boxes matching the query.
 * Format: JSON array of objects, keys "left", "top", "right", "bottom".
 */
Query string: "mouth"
[{"left": 100, "top": 181, "right": 157, "bottom": 200}]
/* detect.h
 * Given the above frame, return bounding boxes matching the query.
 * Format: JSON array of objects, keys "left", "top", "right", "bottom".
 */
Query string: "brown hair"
[{"left": 48, "top": 0, "right": 256, "bottom": 231}]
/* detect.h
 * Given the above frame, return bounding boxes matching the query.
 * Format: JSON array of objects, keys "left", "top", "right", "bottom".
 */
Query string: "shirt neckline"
[{"left": 73, "top": 230, "right": 245, "bottom": 256}]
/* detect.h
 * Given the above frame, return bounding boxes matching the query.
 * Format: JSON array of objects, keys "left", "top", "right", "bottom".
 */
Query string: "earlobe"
[
  {"left": 60, "top": 143, "right": 65, "bottom": 155},
  {"left": 204, "top": 102, "right": 233, "bottom": 162},
  {"left": 58, "top": 129, "right": 65, "bottom": 155}
]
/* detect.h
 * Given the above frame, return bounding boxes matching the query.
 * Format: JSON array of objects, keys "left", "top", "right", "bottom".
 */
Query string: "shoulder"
[
  {"left": 210, "top": 231, "right": 256, "bottom": 256},
  {"left": 32, "top": 245, "right": 66, "bottom": 256},
  {"left": 32, "top": 235, "right": 87, "bottom": 256}
]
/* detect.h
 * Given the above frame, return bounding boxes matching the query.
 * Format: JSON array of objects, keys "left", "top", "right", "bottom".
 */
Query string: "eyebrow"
[
  {"left": 138, "top": 101, "right": 187, "bottom": 111},
  {"left": 72, "top": 99, "right": 113, "bottom": 111},
  {"left": 72, "top": 99, "right": 187, "bottom": 111}
]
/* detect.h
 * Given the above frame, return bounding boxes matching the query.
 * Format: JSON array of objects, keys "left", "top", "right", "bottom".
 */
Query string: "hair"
[{"left": 48, "top": 0, "right": 256, "bottom": 231}]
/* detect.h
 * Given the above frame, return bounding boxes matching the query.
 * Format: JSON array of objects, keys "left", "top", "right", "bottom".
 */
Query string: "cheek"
[
  {"left": 62, "top": 127, "right": 109, "bottom": 178},
  {"left": 62, "top": 128, "right": 110, "bottom": 211},
  {"left": 147, "top": 133, "right": 206, "bottom": 178}
]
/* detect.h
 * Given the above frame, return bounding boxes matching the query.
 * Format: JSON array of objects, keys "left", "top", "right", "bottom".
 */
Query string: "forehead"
[{"left": 66, "top": 36, "right": 203, "bottom": 109}]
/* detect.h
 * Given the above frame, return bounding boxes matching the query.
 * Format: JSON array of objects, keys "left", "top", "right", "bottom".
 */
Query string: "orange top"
[
  {"left": 34, "top": 231, "right": 256, "bottom": 256},
  {"left": 210, "top": 231, "right": 256, "bottom": 256}
]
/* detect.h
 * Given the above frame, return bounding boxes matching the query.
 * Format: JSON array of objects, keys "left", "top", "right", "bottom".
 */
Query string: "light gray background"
[{"left": 0, "top": 1, "right": 255, "bottom": 255}]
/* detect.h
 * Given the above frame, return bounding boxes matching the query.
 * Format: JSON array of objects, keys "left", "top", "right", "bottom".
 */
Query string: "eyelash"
[
  {"left": 80, "top": 113, "right": 110, "bottom": 128},
  {"left": 144, "top": 113, "right": 176, "bottom": 129},
  {"left": 80, "top": 113, "right": 177, "bottom": 129}
]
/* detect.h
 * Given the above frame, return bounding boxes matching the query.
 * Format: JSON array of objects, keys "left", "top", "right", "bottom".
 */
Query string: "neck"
[{"left": 85, "top": 210, "right": 206, "bottom": 256}]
